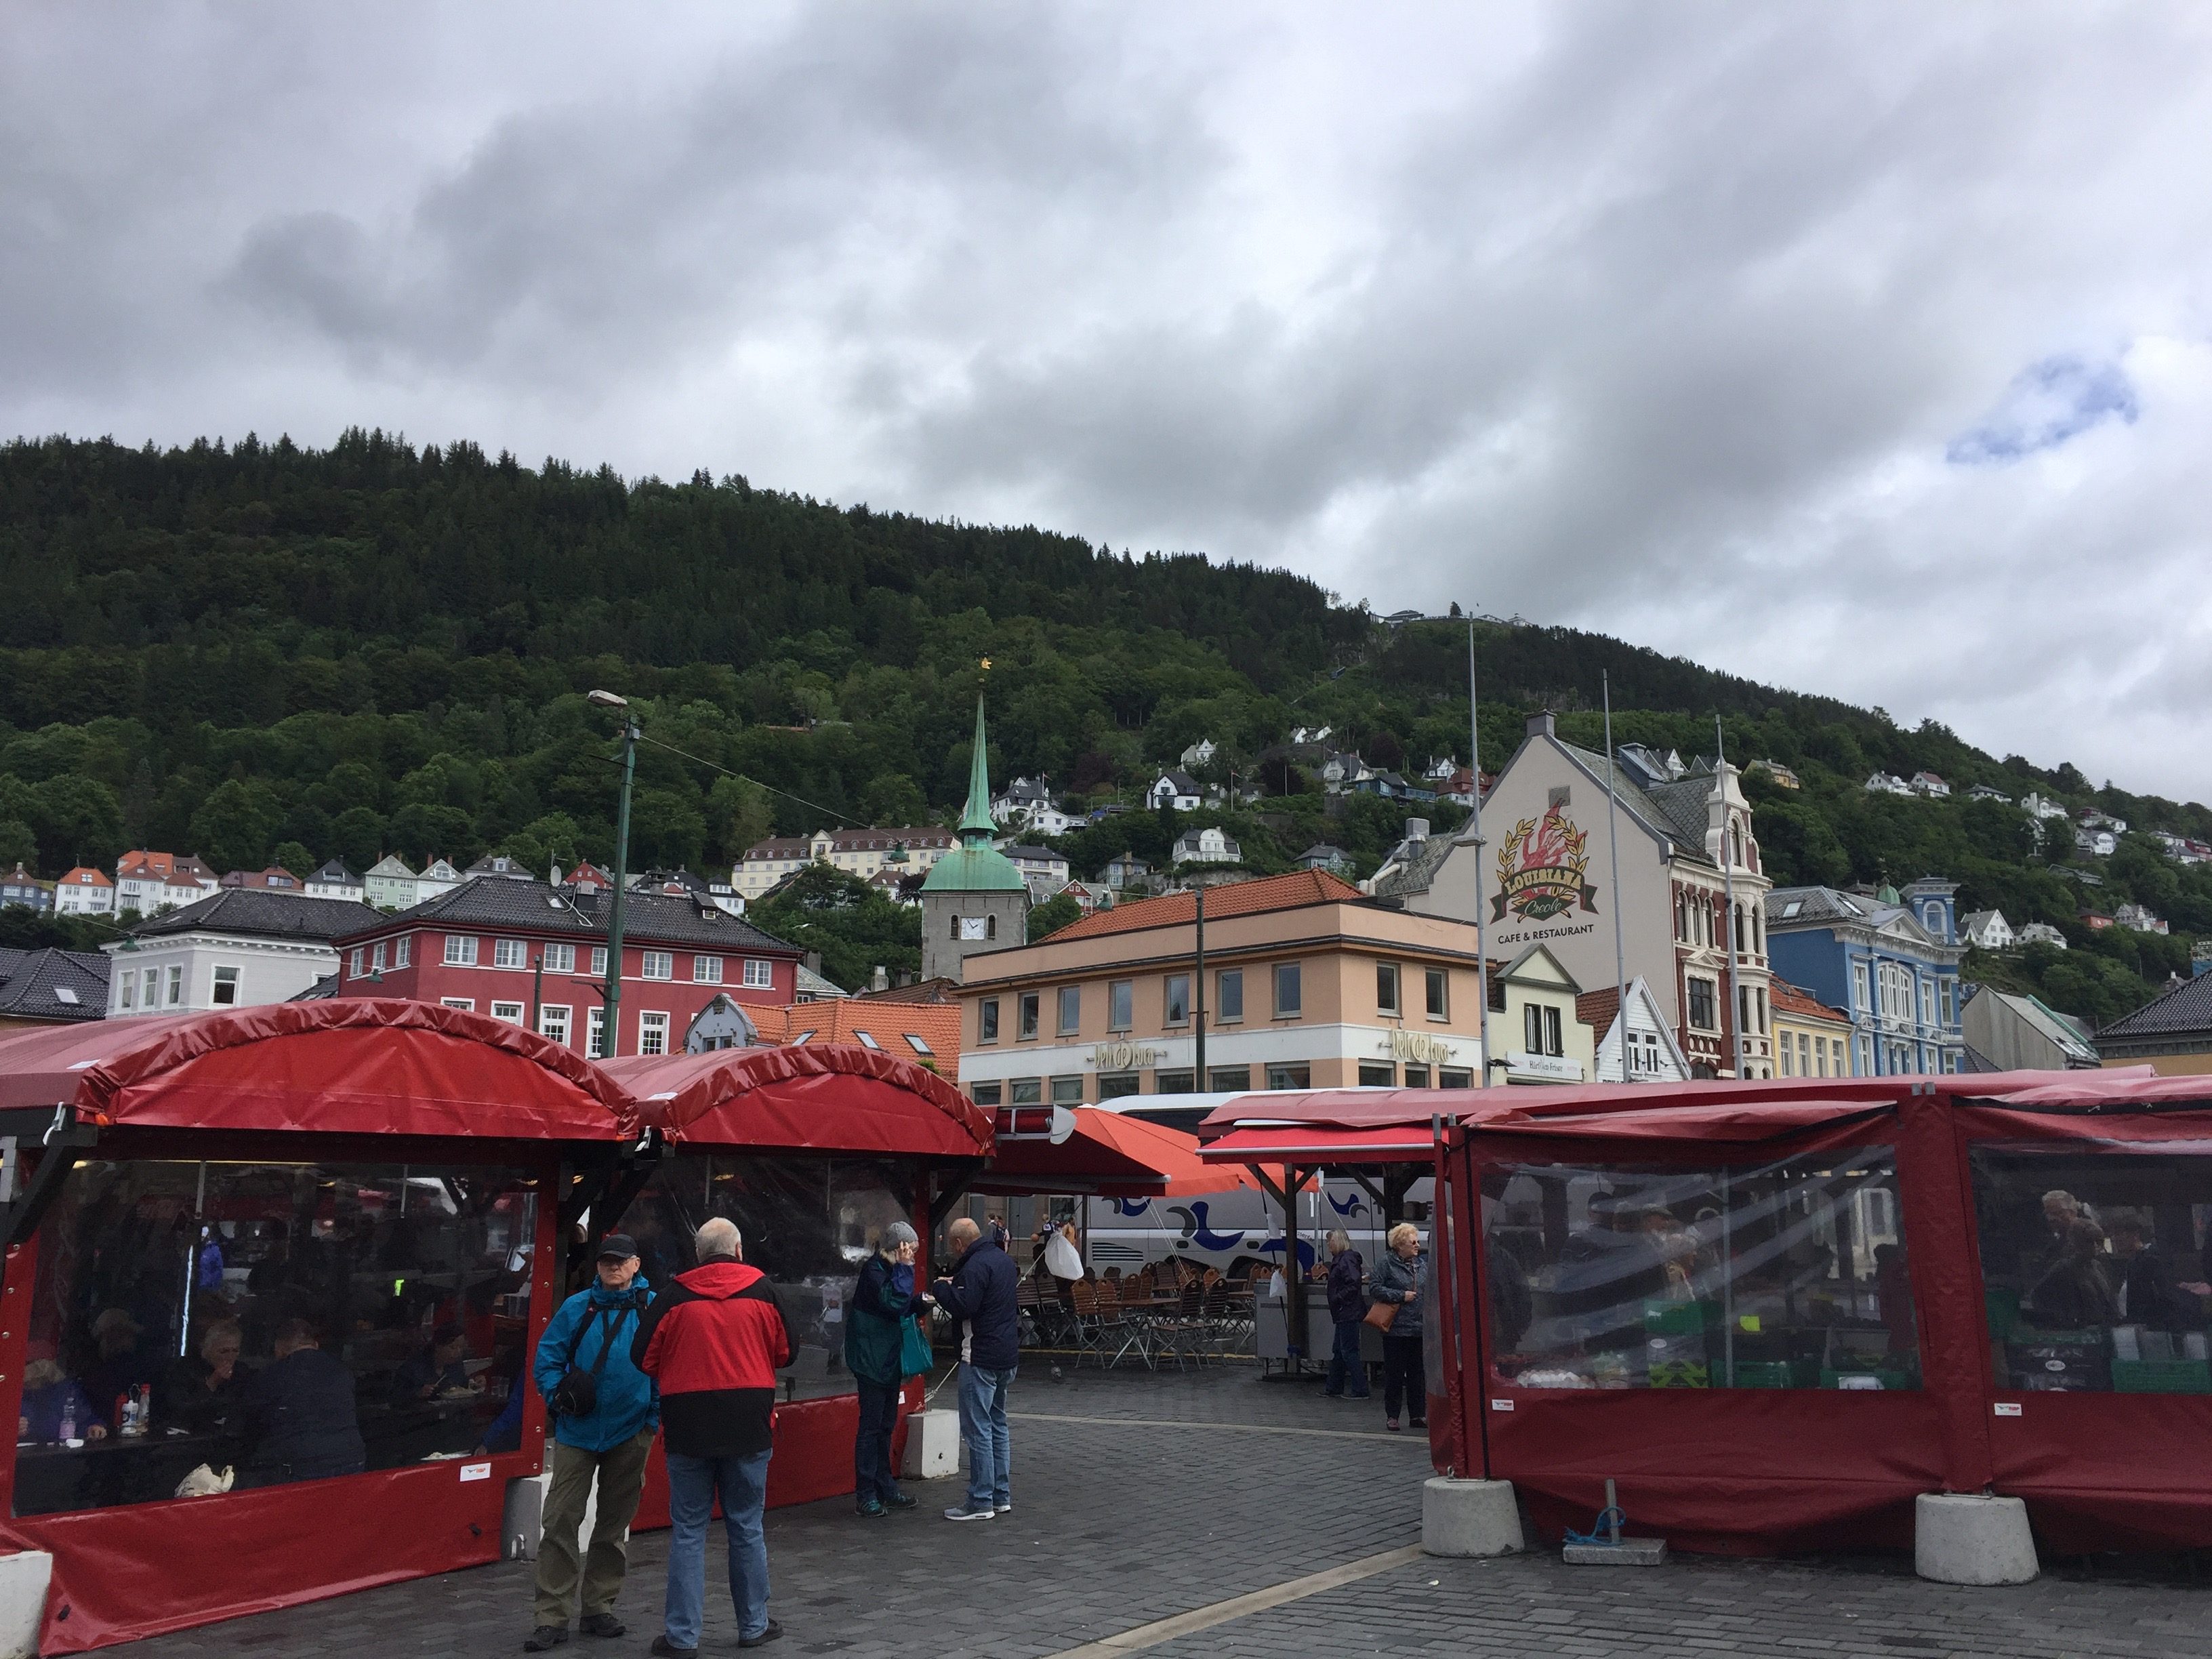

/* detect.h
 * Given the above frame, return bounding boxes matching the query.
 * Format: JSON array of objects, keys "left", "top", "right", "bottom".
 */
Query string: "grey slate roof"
[
  {"left": 1366, "top": 833, "right": 1455, "bottom": 901},
  {"left": 337, "top": 874, "right": 800, "bottom": 956},
  {"left": 0, "top": 947, "right": 110, "bottom": 1023},
  {"left": 127, "top": 888, "right": 385, "bottom": 942},
  {"left": 2098, "top": 970, "right": 2212, "bottom": 1041},
  {"left": 1557, "top": 741, "right": 1717, "bottom": 861}
]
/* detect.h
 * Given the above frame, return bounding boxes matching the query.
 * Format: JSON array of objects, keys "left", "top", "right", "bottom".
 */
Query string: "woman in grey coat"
[{"left": 1368, "top": 1223, "right": 1426, "bottom": 1432}]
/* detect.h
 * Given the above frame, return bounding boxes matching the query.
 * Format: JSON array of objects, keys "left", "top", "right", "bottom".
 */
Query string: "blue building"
[{"left": 1764, "top": 878, "right": 1965, "bottom": 1076}]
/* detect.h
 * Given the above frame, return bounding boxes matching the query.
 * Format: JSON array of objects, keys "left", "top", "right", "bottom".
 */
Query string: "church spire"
[{"left": 959, "top": 693, "right": 996, "bottom": 838}]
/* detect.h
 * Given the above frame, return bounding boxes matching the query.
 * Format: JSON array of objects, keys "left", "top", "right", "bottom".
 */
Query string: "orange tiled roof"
[
  {"left": 1045, "top": 869, "right": 1367, "bottom": 943},
  {"left": 1769, "top": 980, "right": 1850, "bottom": 1025},
  {"left": 750, "top": 999, "right": 962, "bottom": 1065}
]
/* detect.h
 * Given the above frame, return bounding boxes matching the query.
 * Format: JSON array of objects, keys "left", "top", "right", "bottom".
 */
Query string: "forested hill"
[{"left": 1, "top": 429, "right": 2207, "bottom": 1024}]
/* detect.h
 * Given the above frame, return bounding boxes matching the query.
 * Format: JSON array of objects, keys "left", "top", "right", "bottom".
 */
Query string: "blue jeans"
[
  {"left": 957, "top": 1362, "right": 1015, "bottom": 1511},
  {"left": 663, "top": 1447, "right": 773, "bottom": 1646},
  {"left": 1325, "top": 1317, "right": 1370, "bottom": 1397},
  {"left": 854, "top": 1379, "right": 902, "bottom": 1504}
]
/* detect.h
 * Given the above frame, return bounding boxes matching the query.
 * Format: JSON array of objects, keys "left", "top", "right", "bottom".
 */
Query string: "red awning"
[
  {"left": 975, "top": 1107, "right": 1265, "bottom": 1197},
  {"left": 608, "top": 1044, "right": 992, "bottom": 1160},
  {"left": 1466, "top": 1098, "right": 1896, "bottom": 1144},
  {"left": 0, "top": 1000, "right": 636, "bottom": 1139},
  {"left": 1197, "top": 1124, "right": 1439, "bottom": 1165},
  {"left": 1973, "top": 1072, "right": 2212, "bottom": 1111}
]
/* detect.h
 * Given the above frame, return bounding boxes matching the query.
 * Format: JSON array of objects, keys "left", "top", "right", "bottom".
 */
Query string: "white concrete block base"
[
  {"left": 1914, "top": 1493, "right": 2039, "bottom": 1586},
  {"left": 901, "top": 1408, "right": 961, "bottom": 1480},
  {"left": 1421, "top": 1477, "right": 1526, "bottom": 1558},
  {"left": 1564, "top": 1537, "right": 1668, "bottom": 1567},
  {"left": 0, "top": 1551, "right": 53, "bottom": 1659}
]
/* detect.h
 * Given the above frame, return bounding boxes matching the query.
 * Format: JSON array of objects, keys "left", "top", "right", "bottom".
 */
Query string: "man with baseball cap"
[{"left": 523, "top": 1234, "right": 658, "bottom": 1652}]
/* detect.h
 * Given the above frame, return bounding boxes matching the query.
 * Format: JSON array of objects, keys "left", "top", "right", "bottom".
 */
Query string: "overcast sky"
[{"left": 7, "top": 4, "right": 2211, "bottom": 800}]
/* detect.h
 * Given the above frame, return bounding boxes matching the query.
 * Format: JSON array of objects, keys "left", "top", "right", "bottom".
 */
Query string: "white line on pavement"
[
  {"left": 1035, "top": 1544, "right": 1429, "bottom": 1657},
  {"left": 1008, "top": 1410, "right": 1427, "bottom": 1443}
]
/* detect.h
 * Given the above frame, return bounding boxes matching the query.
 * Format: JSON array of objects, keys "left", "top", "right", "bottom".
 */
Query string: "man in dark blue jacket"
[
  {"left": 930, "top": 1217, "right": 1019, "bottom": 1522},
  {"left": 525, "top": 1235, "right": 659, "bottom": 1652}
]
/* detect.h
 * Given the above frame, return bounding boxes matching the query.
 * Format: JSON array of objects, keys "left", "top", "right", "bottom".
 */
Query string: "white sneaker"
[
  {"left": 943, "top": 1504, "right": 996, "bottom": 1522},
  {"left": 994, "top": 1501, "right": 1012, "bottom": 1514}
]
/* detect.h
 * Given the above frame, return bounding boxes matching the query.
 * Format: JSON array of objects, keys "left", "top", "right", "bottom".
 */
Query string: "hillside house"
[
  {"left": 1180, "top": 739, "right": 1217, "bottom": 769},
  {"left": 1910, "top": 772, "right": 1950, "bottom": 798},
  {"left": 363, "top": 855, "right": 419, "bottom": 909},
  {"left": 1960, "top": 909, "right": 2015, "bottom": 951},
  {"left": 2020, "top": 792, "right": 2072, "bottom": 823},
  {"left": 1966, "top": 784, "right": 2013, "bottom": 803},
  {"left": 2017, "top": 921, "right": 2068, "bottom": 949},
  {"left": 1748, "top": 760, "right": 1802, "bottom": 790},
  {"left": 52, "top": 867, "right": 114, "bottom": 917},
  {"left": 2075, "top": 827, "right": 2118, "bottom": 857},
  {"left": 2113, "top": 903, "right": 2169, "bottom": 935},
  {"left": 220, "top": 867, "right": 304, "bottom": 893},
  {"left": 1865, "top": 772, "right": 1911, "bottom": 796},
  {"left": 1147, "top": 771, "right": 1202, "bottom": 811},
  {"left": 1169, "top": 825, "right": 1240, "bottom": 866},
  {"left": 0, "top": 865, "right": 49, "bottom": 913}
]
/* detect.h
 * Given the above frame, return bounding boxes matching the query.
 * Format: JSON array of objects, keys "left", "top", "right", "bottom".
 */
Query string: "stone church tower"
[{"left": 920, "top": 697, "right": 1031, "bottom": 982}]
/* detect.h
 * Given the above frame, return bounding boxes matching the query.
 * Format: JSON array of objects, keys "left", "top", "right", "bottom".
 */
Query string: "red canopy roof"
[
  {"left": 0, "top": 1000, "right": 636, "bottom": 1139},
  {"left": 607, "top": 1044, "right": 991, "bottom": 1160},
  {"left": 1199, "top": 1123, "right": 1438, "bottom": 1165},
  {"left": 1973, "top": 1071, "right": 2212, "bottom": 1111},
  {"left": 975, "top": 1107, "right": 1265, "bottom": 1197}
]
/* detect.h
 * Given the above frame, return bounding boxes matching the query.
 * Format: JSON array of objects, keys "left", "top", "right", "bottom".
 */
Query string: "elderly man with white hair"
[{"left": 632, "top": 1216, "right": 794, "bottom": 1654}]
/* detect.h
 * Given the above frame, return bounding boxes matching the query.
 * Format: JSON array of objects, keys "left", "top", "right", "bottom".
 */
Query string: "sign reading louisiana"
[{"left": 1492, "top": 803, "right": 1601, "bottom": 921}]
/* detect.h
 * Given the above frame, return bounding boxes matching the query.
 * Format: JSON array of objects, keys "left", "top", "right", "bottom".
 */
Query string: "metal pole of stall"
[
  {"left": 1462, "top": 620, "right": 1491, "bottom": 1084},
  {"left": 1603, "top": 673, "right": 1629, "bottom": 1078}
]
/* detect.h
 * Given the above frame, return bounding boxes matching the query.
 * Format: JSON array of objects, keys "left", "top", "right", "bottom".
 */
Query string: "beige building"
[
  {"left": 1771, "top": 980, "right": 1854, "bottom": 1079},
  {"left": 956, "top": 868, "right": 1598, "bottom": 1105},
  {"left": 735, "top": 827, "right": 958, "bottom": 901},
  {"left": 1372, "top": 712, "right": 1775, "bottom": 1078}
]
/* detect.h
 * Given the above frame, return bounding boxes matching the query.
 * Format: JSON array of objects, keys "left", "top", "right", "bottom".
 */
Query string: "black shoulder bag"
[{"left": 549, "top": 1304, "right": 625, "bottom": 1420}]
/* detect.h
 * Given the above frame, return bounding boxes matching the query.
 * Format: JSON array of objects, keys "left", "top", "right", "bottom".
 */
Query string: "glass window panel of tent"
[
  {"left": 1968, "top": 1142, "right": 2212, "bottom": 1393},
  {"left": 619, "top": 1155, "right": 917, "bottom": 1402},
  {"left": 15, "top": 1158, "right": 539, "bottom": 1518},
  {"left": 1483, "top": 1147, "right": 1917, "bottom": 1392}
]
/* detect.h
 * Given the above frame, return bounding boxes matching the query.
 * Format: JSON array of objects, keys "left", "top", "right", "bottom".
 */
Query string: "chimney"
[
  {"left": 1527, "top": 711, "right": 1555, "bottom": 739},
  {"left": 1404, "top": 818, "right": 1429, "bottom": 845},
  {"left": 870, "top": 965, "right": 890, "bottom": 993},
  {"left": 803, "top": 949, "right": 823, "bottom": 978}
]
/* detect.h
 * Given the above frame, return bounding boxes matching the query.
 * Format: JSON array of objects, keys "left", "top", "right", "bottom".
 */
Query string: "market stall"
[
  {"left": 1200, "top": 1069, "right": 2212, "bottom": 1559},
  {"left": 598, "top": 1044, "right": 993, "bottom": 1517},
  {"left": 0, "top": 1000, "right": 638, "bottom": 1653}
]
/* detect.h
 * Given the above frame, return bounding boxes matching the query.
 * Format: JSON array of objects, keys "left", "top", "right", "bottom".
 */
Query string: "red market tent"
[
  {"left": 975, "top": 1106, "right": 1265, "bottom": 1200},
  {"left": 0, "top": 1000, "right": 638, "bottom": 1654},
  {"left": 598, "top": 1044, "right": 992, "bottom": 1519},
  {"left": 602, "top": 1041, "right": 988, "bottom": 1159},
  {"left": 1197, "top": 1069, "right": 2211, "bottom": 1560}
]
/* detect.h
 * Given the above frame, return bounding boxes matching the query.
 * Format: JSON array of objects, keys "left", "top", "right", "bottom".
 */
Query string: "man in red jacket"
[{"left": 632, "top": 1217, "right": 792, "bottom": 1654}]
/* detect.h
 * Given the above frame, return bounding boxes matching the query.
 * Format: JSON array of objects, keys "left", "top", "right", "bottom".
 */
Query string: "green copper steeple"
[
  {"left": 959, "top": 693, "right": 996, "bottom": 837},
  {"left": 922, "top": 692, "right": 1027, "bottom": 894}
]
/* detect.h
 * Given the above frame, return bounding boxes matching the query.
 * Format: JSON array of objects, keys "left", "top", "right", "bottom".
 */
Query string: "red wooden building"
[{"left": 330, "top": 872, "right": 804, "bottom": 1058}]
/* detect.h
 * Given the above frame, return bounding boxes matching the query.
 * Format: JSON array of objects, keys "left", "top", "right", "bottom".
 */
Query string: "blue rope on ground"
[{"left": 1563, "top": 1504, "right": 1628, "bottom": 1547}]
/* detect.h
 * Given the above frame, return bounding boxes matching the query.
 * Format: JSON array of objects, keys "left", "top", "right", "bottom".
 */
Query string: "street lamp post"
[{"left": 590, "top": 689, "right": 639, "bottom": 1060}]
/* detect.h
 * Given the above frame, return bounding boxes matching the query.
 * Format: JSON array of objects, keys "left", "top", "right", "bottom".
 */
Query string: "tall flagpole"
[
  {"left": 1603, "top": 673, "right": 1629, "bottom": 1079},
  {"left": 1715, "top": 714, "right": 1745, "bottom": 1079},
  {"left": 1464, "top": 619, "right": 1490, "bottom": 1086}
]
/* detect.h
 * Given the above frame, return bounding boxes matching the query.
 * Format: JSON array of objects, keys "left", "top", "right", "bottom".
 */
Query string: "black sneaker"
[
  {"left": 523, "top": 1629, "right": 569, "bottom": 1653},
  {"left": 649, "top": 1639, "right": 697, "bottom": 1658},
  {"left": 884, "top": 1490, "right": 917, "bottom": 1509},
  {"left": 855, "top": 1496, "right": 885, "bottom": 1517},
  {"left": 577, "top": 1613, "right": 624, "bottom": 1639},
  {"left": 737, "top": 1620, "right": 784, "bottom": 1649}
]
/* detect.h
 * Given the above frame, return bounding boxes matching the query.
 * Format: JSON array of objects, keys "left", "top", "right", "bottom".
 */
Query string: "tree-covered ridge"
[{"left": 1, "top": 429, "right": 2207, "bottom": 1022}]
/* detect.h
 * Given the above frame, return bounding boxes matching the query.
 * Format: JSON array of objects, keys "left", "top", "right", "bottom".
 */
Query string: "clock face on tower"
[{"left": 958, "top": 916, "right": 991, "bottom": 941}]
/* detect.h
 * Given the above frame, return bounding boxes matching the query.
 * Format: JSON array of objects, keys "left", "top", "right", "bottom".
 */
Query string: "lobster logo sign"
[{"left": 1492, "top": 802, "right": 1599, "bottom": 922}]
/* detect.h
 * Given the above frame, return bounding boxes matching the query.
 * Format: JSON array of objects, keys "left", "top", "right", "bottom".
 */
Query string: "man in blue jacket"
[
  {"left": 525, "top": 1235, "right": 659, "bottom": 1652},
  {"left": 930, "top": 1216, "right": 1019, "bottom": 1523}
]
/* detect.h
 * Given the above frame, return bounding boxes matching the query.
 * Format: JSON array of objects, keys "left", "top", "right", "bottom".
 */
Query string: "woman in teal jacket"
[{"left": 844, "top": 1221, "right": 929, "bottom": 1517}]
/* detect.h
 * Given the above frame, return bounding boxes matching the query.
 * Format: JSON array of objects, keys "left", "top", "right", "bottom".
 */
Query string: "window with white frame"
[
  {"left": 141, "top": 968, "right": 157, "bottom": 1007},
  {"left": 350, "top": 947, "right": 365, "bottom": 976},
  {"left": 493, "top": 939, "right": 527, "bottom": 970},
  {"left": 587, "top": 1007, "right": 607, "bottom": 1059},
  {"left": 441, "top": 997, "right": 475, "bottom": 1012},
  {"left": 211, "top": 966, "right": 239, "bottom": 1007},
  {"left": 165, "top": 966, "right": 183, "bottom": 1006},
  {"left": 444, "top": 934, "right": 478, "bottom": 967},
  {"left": 640, "top": 951, "right": 673, "bottom": 981},
  {"left": 394, "top": 935, "right": 411, "bottom": 968},
  {"left": 638, "top": 1011, "right": 670, "bottom": 1056},
  {"left": 544, "top": 943, "right": 575, "bottom": 975},
  {"left": 590, "top": 947, "right": 608, "bottom": 979},
  {"left": 371, "top": 941, "right": 387, "bottom": 972},
  {"left": 490, "top": 1001, "right": 525, "bottom": 1025},
  {"left": 742, "top": 958, "right": 773, "bottom": 989},
  {"left": 693, "top": 955, "right": 724, "bottom": 984},
  {"left": 117, "top": 972, "right": 132, "bottom": 1010},
  {"left": 540, "top": 1005, "right": 571, "bottom": 1046}
]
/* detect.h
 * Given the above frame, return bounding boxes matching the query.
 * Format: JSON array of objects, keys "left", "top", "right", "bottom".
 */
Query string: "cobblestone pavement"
[{"left": 121, "top": 1364, "right": 2212, "bottom": 1658}]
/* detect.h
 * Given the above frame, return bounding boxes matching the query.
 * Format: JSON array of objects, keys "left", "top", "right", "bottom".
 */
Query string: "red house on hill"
[{"left": 330, "top": 873, "right": 805, "bottom": 1057}]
